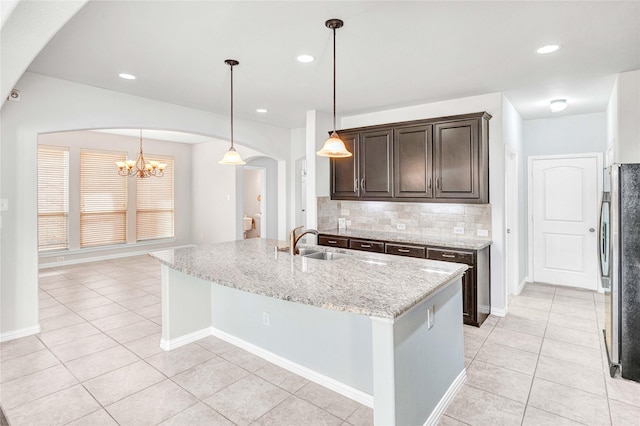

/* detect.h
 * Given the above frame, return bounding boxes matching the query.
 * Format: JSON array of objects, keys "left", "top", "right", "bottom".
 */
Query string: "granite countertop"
[
  {"left": 319, "top": 228, "right": 492, "bottom": 250},
  {"left": 150, "top": 238, "right": 466, "bottom": 320}
]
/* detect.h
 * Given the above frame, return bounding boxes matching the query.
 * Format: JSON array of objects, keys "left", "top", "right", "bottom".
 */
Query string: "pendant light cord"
[
  {"left": 230, "top": 63, "right": 234, "bottom": 149},
  {"left": 332, "top": 26, "right": 337, "bottom": 134}
]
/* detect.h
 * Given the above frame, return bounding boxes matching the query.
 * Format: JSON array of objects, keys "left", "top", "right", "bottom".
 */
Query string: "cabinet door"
[
  {"left": 462, "top": 267, "right": 476, "bottom": 325},
  {"left": 394, "top": 124, "right": 433, "bottom": 199},
  {"left": 360, "top": 129, "right": 393, "bottom": 198},
  {"left": 330, "top": 132, "right": 360, "bottom": 199},
  {"left": 434, "top": 119, "right": 480, "bottom": 200}
]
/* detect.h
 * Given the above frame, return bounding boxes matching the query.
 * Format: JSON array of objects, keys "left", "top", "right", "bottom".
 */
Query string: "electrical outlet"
[
  {"left": 396, "top": 223, "right": 406, "bottom": 230},
  {"left": 427, "top": 305, "right": 434, "bottom": 329},
  {"left": 262, "top": 312, "right": 270, "bottom": 327},
  {"left": 477, "top": 229, "right": 489, "bottom": 237},
  {"left": 338, "top": 218, "right": 346, "bottom": 229},
  {"left": 341, "top": 209, "right": 350, "bottom": 216},
  {"left": 453, "top": 226, "right": 464, "bottom": 234}
]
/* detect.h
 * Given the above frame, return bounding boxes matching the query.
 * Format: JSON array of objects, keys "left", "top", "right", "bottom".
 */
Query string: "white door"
[{"left": 531, "top": 156, "right": 600, "bottom": 290}]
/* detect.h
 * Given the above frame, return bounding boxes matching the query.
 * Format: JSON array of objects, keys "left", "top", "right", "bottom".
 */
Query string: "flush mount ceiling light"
[
  {"left": 296, "top": 54, "right": 315, "bottom": 63},
  {"left": 219, "top": 59, "right": 246, "bottom": 166},
  {"left": 116, "top": 129, "right": 166, "bottom": 178},
  {"left": 550, "top": 99, "right": 568, "bottom": 112},
  {"left": 316, "top": 18, "right": 352, "bottom": 159},
  {"left": 536, "top": 44, "right": 561, "bottom": 54},
  {"left": 256, "top": 108, "right": 268, "bottom": 113},
  {"left": 118, "top": 73, "right": 136, "bottom": 80}
]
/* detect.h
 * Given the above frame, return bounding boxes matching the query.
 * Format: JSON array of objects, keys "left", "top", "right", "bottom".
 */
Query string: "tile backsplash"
[{"left": 317, "top": 197, "right": 491, "bottom": 240}]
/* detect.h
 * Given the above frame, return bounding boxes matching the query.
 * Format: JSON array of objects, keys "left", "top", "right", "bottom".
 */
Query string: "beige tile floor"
[{"left": 0, "top": 255, "right": 638, "bottom": 425}]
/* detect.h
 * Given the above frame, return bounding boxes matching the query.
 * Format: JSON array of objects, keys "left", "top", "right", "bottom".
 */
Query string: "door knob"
[{"left": 589, "top": 228, "right": 595, "bottom": 232}]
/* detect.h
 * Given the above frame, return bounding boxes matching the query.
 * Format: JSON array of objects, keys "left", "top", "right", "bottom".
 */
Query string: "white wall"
[
  {"left": 0, "top": 0, "right": 87, "bottom": 104},
  {"left": 502, "top": 96, "right": 526, "bottom": 285},
  {"left": 37, "top": 130, "right": 192, "bottom": 266},
  {"left": 524, "top": 112, "right": 607, "bottom": 158},
  {"left": 0, "top": 72, "right": 292, "bottom": 338},
  {"left": 339, "top": 93, "right": 508, "bottom": 315},
  {"left": 615, "top": 70, "right": 640, "bottom": 163},
  {"left": 606, "top": 77, "right": 619, "bottom": 165}
]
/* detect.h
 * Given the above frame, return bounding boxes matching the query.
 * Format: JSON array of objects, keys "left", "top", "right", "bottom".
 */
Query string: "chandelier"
[{"left": 116, "top": 130, "right": 166, "bottom": 178}]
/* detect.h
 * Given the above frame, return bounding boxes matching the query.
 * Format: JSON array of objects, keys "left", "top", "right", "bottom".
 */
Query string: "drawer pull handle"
[
  {"left": 328, "top": 240, "right": 338, "bottom": 244},
  {"left": 441, "top": 253, "right": 456, "bottom": 258},
  {"left": 398, "top": 248, "right": 411, "bottom": 253},
  {"left": 361, "top": 244, "right": 371, "bottom": 248}
]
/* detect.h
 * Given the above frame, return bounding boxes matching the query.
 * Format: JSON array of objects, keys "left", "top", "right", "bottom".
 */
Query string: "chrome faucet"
[{"left": 290, "top": 226, "right": 319, "bottom": 255}]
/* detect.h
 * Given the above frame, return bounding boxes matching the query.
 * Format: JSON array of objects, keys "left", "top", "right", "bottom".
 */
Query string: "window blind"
[
  {"left": 80, "top": 149, "right": 127, "bottom": 247},
  {"left": 137, "top": 156, "right": 174, "bottom": 241},
  {"left": 37, "top": 145, "right": 69, "bottom": 251}
]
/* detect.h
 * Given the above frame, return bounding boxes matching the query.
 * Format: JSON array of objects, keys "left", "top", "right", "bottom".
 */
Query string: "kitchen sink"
[{"left": 298, "top": 247, "right": 348, "bottom": 260}]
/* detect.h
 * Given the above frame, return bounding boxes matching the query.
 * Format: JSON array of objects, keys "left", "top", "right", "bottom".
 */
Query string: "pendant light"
[
  {"left": 219, "top": 59, "right": 246, "bottom": 165},
  {"left": 316, "top": 19, "right": 352, "bottom": 158}
]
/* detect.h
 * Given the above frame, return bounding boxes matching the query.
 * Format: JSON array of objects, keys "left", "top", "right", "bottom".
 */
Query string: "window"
[
  {"left": 37, "top": 145, "right": 69, "bottom": 251},
  {"left": 137, "top": 156, "right": 174, "bottom": 241},
  {"left": 80, "top": 149, "right": 127, "bottom": 247}
]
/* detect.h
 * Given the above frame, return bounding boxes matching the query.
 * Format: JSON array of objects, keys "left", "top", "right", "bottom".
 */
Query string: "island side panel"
[
  {"left": 161, "top": 265, "right": 213, "bottom": 349},
  {"left": 209, "top": 282, "right": 374, "bottom": 397},
  {"left": 371, "top": 277, "right": 465, "bottom": 426}
]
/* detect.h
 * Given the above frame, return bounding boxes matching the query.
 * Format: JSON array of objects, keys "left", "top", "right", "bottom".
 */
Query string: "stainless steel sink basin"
[
  {"left": 302, "top": 251, "right": 348, "bottom": 261},
  {"left": 298, "top": 247, "right": 321, "bottom": 256}
]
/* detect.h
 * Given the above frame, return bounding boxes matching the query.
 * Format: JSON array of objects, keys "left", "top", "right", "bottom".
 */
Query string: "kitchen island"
[{"left": 150, "top": 238, "right": 467, "bottom": 426}]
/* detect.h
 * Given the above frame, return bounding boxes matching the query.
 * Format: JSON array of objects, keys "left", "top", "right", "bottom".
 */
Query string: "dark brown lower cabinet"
[{"left": 318, "top": 233, "right": 491, "bottom": 327}]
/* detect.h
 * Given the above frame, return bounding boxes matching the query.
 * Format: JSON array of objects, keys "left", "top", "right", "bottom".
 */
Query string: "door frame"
[
  {"left": 527, "top": 152, "right": 603, "bottom": 290},
  {"left": 505, "top": 146, "right": 520, "bottom": 297}
]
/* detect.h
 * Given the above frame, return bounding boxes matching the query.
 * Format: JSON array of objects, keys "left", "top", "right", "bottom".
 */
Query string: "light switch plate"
[
  {"left": 338, "top": 218, "right": 346, "bottom": 229},
  {"left": 396, "top": 223, "right": 406, "bottom": 230},
  {"left": 0, "top": 199, "right": 8, "bottom": 211},
  {"left": 341, "top": 209, "right": 350, "bottom": 216},
  {"left": 477, "top": 229, "right": 489, "bottom": 237},
  {"left": 453, "top": 226, "right": 464, "bottom": 234}
]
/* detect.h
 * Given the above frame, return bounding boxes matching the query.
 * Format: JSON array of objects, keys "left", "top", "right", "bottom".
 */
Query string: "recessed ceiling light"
[
  {"left": 296, "top": 55, "right": 315, "bottom": 63},
  {"left": 256, "top": 108, "right": 268, "bottom": 113},
  {"left": 550, "top": 99, "right": 568, "bottom": 112},
  {"left": 536, "top": 45, "right": 561, "bottom": 54},
  {"left": 118, "top": 73, "right": 136, "bottom": 80}
]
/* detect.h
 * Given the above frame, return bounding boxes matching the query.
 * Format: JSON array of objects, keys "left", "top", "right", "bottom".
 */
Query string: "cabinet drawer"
[
  {"left": 349, "top": 239, "right": 385, "bottom": 253},
  {"left": 386, "top": 243, "right": 425, "bottom": 258},
  {"left": 426, "top": 248, "right": 474, "bottom": 265},
  {"left": 318, "top": 235, "right": 349, "bottom": 248}
]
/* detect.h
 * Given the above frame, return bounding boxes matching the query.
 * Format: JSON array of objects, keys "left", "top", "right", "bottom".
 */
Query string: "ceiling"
[{"left": 27, "top": 1, "right": 640, "bottom": 131}]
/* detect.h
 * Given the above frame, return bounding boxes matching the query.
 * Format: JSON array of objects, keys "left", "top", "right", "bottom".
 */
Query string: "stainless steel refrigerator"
[{"left": 600, "top": 164, "right": 640, "bottom": 381}]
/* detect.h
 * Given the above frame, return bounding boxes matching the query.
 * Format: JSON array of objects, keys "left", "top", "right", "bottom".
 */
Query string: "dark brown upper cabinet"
[
  {"left": 330, "top": 111, "right": 490, "bottom": 204},
  {"left": 360, "top": 129, "right": 393, "bottom": 198},
  {"left": 394, "top": 124, "right": 433, "bottom": 199},
  {"left": 330, "top": 132, "right": 360, "bottom": 199}
]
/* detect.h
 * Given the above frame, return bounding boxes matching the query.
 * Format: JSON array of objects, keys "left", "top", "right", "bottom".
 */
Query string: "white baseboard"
[
  {"left": 0, "top": 325, "right": 41, "bottom": 342},
  {"left": 424, "top": 368, "right": 467, "bottom": 426},
  {"left": 39, "top": 244, "right": 193, "bottom": 269},
  {"left": 514, "top": 278, "right": 528, "bottom": 296},
  {"left": 491, "top": 306, "right": 508, "bottom": 317},
  {"left": 210, "top": 327, "right": 374, "bottom": 408},
  {"left": 160, "top": 327, "right": 211, "bottom": 351}
]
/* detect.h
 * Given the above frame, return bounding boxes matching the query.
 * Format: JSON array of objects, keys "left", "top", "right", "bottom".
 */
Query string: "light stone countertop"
[
  {"left": 149, "top": 238, "right": 467, "bottom": 319},
  {"left": 319, "top": 228, "right": 492, "bottom": 250}
]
